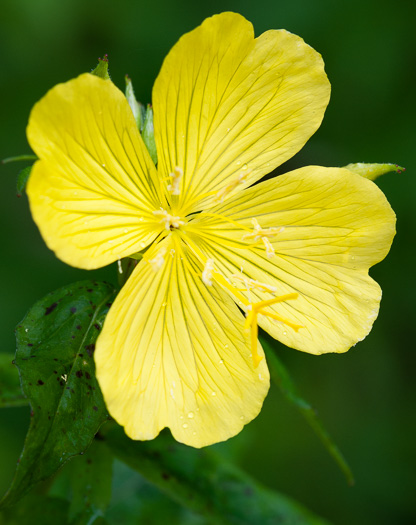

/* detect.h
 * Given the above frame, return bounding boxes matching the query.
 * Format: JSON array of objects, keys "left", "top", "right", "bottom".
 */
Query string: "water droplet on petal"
[
  {"left": 236, "top": 160, "right": 241, "bottom": 166},
  {"left": 242, "top": 164, "right": 248, "bottom": 170},
  {"left": 211, "top": 391, "right": 216, "bottom": 396},
  {"left": 240, "top": 416, "right": 244, "bottom": 420},
  {"left": 182, "top": 423, "right": 188, "bottom": 429},
  {"left": 283, "top": 331, "right": 287, "bottom": 336},
  {"left": 219, "top": 359, "right": 224, "bottom": 364},
  {"left": 187, "top": 412, "right": 194, "bottom": 419}
]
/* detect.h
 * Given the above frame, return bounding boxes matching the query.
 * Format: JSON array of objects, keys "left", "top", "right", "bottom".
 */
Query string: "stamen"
[
  {"left": 242, "top": 218, "right": 284, "bottom": 241},
  {"left": 215, "top": 169, "right": 252, "bottom": 203},
  {"left": 202, "top": 258, "right": 215, "bottom": 286},
  {"left": 148, "top": 247, "right": 167, "bottom": 272},
  {"left": 153, "top": 208, "right": 185, "bottom": 230},
  {"left": 262, "top": 237, "right": 275, "bottom": 258},
  {"left": 232, "top": 274, "right": 278, "bottom": 293},
  {"left": 167, "top": 166, "right": 183, "bottom": 195},
  {"left": 242, "top": 218, "right": 284, "bottom": 258}
]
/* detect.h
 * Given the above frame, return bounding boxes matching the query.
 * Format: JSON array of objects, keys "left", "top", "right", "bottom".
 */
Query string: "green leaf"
[
  {"left": 0, "top": 495, "right": 69, "bottom": 525},
  {"left": 261, "top": 333, "right": 354, "bottom": 486},
  {"left": 125, "top": 75, "right": 145, "bottom": 131},
  {"left": 142, "top": 105, "right": 157, "bottom": 165},
  {"left": 91, "top": 55, "right": 111, "bottom": 80},
  {"left": 343, "top": 162, "right": 405, "bottom": 180},
  {"left": 0, "top": 281, "right": 116, "bottom": 508},
  {"left": 0, "top": 353, "right": 26, "bottom": 408},
  {"left": 68, "top": 439, "right": 113, "bottom": 524},
  {"left": 104, "top": 426, "right": 331, "bottom": 525},
  {"left": 16, "top": 166, "right": 32, "bottom": 197}
]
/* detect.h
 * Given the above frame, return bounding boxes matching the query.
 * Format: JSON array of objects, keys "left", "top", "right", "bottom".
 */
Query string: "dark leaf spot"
[
  {"left": 85, "top": 343, "right": 95, "bottom": 357},
  {"left": 45, "top": 302, "right": 58, "bottom": 315},
  {"left": 70, "top": 307, "right": 77, "bottom": 313},
  {"left": 93, "top": 406, "right": 98, "bottom": 411},
  {"left": 85, "top": 372, "right": 91, "bottom": 380},
  {"left": 37, "top": 379, "right": 44, "bottom": 386},
  {"left": 162, "top": 472, "right": 171, "bottom": 480},
  {"left": 76, "top": 325, "right": 82, "bottom": 330},
  {"left": 27, "top": 343, "right": 33, "bottom": 347},
  {"left": 76, "top": 370, "right": 83, "bottom": 378},
  {"left": 94, "top": 323, "right": 100, "bottom": 330}
]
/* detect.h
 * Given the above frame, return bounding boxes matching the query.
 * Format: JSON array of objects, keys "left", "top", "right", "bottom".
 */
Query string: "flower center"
[{"left": 153, "top": 208, "right": 186, "bottom": 231}]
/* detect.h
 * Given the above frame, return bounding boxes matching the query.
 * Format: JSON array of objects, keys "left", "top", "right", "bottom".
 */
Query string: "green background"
[{"left": 1, "top": 0, "right": 415, "bottom": 523}]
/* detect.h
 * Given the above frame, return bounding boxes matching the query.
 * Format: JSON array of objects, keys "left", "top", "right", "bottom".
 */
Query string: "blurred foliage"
[{"left": 0, "top": 0, "right": 415, "bottom": 524}]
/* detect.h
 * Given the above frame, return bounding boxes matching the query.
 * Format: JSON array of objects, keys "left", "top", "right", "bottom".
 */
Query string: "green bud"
[
  {"left": 125, "top": 75, "right": 146, "bottom": 131},
  {"left": 343, "top": 162, "right": 405, "bottom": 181},
  {"left": 142, "top": 105, "right": 158, "bottom": 165},
  {"left": 91, "top": 55, "right": 111, "bottom": 80}
]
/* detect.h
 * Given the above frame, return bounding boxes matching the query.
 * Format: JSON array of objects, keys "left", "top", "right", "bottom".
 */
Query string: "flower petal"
[
  {"left": 27, "top": 74, "right": 165, "bottom": 269},
  {"left": 188, "top": 167, "right": 396, "bottom": 354},
  {"left": 153, "top": 12, "right": 330, "bottom": 213},
  {"left": 95, "top": 236, "right": 269, "bottom": 448}
]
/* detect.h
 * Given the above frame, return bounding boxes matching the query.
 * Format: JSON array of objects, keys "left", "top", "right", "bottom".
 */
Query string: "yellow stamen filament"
[
  {"left": 148, "top": 247, "right": 167, "bottom": 272},
  {"left": 167, "top": 166, "right": 183, "bottom": 195},
  {"left": 153, "top": 209, "right": 185, "bottom": 230},
  {"left": 215, "top": 169, "right": 252, "bottom": 203},
  {"left": 202, "top": 258, "right": 215, "bottom": 286}
]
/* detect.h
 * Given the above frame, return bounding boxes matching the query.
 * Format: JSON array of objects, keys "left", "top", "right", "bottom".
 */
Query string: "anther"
[
  {"left": 215, "top": 169, "right": 252, "bottom": 203},
  {"left": 167, "top": 166, "right": 183, "bottom": 195},
  {"left": 153, "top": 209, "right": 185, "bottom": 230},
  {"left": 232, "top": 274, "right": 278, "bottom": 293},
  {"left": 242, "top": 218, "right": 284, "bottom": 258},
  {"left": 148, "top": 247, "right": 167, "bottom": 272},
  {"left": 202, "top": 259, "right": 215, "bottom": 286}
]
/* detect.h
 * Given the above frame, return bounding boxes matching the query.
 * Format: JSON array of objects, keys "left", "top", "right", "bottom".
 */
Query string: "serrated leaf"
[
  {"left": 0, "top": 281, "right": 116, "bottom": 508},
  {"left": 261, "top": 332, "right": 354, "bottom": 485},
  {"left": 104, "top": 426, "right": 331, "bottom": 525},
  {"left": 68, "top": 439, "right": 113, "bottom": 524},
  {"left": 0, "top": 353, "right": 27, "bottom": 408}
]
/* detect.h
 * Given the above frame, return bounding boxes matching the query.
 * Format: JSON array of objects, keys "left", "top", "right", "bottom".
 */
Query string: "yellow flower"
[{"left": 26, "top": 12, "right": 395, "bottom": 448}]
